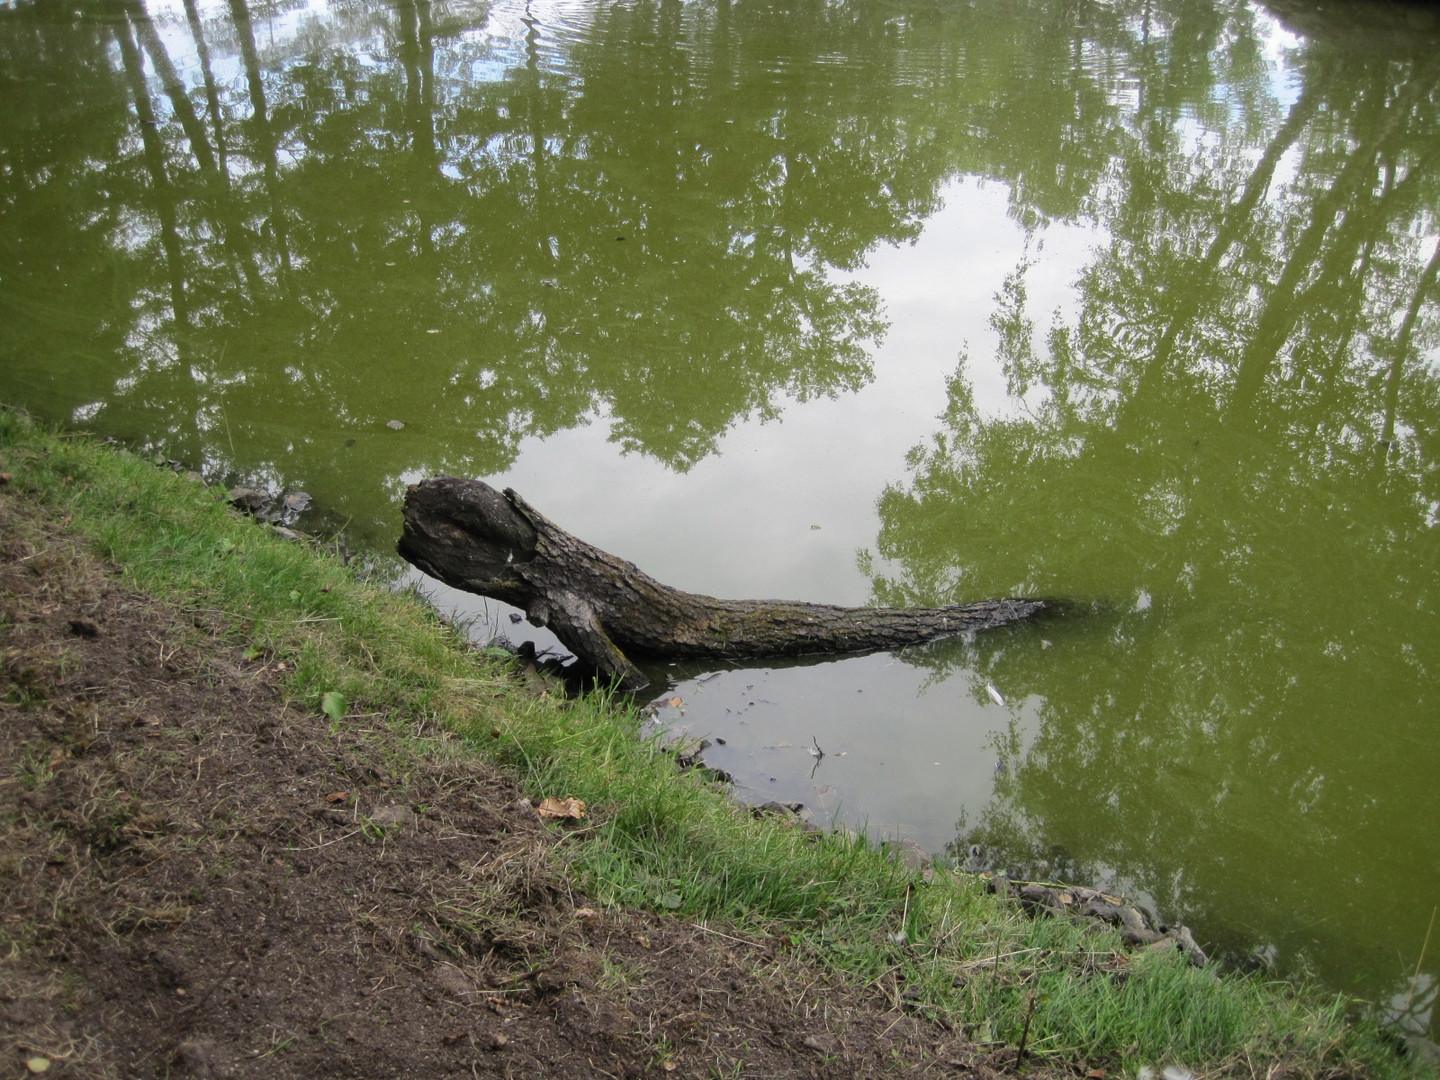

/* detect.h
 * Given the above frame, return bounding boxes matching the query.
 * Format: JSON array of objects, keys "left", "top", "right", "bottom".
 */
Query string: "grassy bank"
[{"left": 0, "top": 408, "right": 1426, "bottom": 1079}]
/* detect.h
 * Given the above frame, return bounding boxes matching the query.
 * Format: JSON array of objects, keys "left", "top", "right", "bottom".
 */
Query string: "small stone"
[
  {"left": 369, "top": 804, "right": 415, "bottom": 828},
  {"left": 431, "top": 965, "right": 476, "bottom": 1000},
  {"left": 803, "top": 1033, "right": 838, "bottom": 1054},
  {"left": 386, "top": 419, "right": 405, "bottom": 430},
  {"left": 411, "top": 934, "right": 443, "bottom": 961},
  {"left": 226, "top": 487, "right": 267, "bottom": 513},
  {"left": 1161, "top": 924, "right": 1209, "bottom": 967},
  {"left": 174, "top": 1037, "right": 225, "bottom": 1077},
  {"left": 1018, "top": 883, "right": 1066, "bottom": 917},
  {"left": 883, "top": 838, "right": 931, "bottom": 873}
]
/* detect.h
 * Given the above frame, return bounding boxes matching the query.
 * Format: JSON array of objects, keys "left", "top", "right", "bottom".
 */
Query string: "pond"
[{"left": 2, "top": 0, "right": 1438, "bottom": 1046}]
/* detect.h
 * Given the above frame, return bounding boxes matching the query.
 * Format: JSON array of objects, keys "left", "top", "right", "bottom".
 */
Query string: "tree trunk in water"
[{"left": 398, "top": 476, "right": 1049, "bottom": 691}]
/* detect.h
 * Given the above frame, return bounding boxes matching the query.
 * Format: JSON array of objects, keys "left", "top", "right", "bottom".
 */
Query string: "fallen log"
[{"left": 398, "top": 476, "right": 1049, "bottom": 691}]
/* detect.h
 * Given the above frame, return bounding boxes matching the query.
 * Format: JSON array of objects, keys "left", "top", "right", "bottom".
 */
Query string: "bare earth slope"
[{"left": 0, "top": 483, "right": 1034, "bottom": 1080}]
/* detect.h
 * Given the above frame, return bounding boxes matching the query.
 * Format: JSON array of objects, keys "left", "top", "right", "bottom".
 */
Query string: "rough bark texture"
[{"left": 399, "top": 476, "right": 1048, "bottom": 691}]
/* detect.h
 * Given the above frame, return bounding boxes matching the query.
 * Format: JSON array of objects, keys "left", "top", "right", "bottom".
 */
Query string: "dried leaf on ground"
[{"left": 536, "top": 796, "right": 586, "bottom": 820}]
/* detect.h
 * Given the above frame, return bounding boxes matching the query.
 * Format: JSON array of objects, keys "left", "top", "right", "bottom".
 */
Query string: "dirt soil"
[{"left": 0, "top": 484, "right": 1046, "bottom": 1080}]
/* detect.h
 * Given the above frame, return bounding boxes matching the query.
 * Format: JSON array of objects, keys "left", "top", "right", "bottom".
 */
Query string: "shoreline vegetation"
[{"left": 0, "top": 407, "right": 1430, "bottom": 1079}]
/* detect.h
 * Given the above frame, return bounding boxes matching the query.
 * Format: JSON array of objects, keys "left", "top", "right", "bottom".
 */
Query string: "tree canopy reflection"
[
  {"left": 1, "top": 0, "right": 942, "bottom": 520},
  {"left": 868, "top": 4, "right": 1440, "bottom": 1027},
  {"left": 2, "top": 0, "right": 1288, "bottom": 540}
]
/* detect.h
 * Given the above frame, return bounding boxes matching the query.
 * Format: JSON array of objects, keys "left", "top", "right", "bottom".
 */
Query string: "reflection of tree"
[
  {"left": 114, "top": 4, "right": 191, "bottom": 329},
  {"left": 1, "top": 0, "right": 1232, "bottom": 539},
  {"left": 3, "top": 0, "right": 926, "bottom": 503},
  {"left": 0, "top": 0, "right": 136, "bottom": 412},
  {"left": 870, "top": 18, "right": 1440, "bottom": 1024}
]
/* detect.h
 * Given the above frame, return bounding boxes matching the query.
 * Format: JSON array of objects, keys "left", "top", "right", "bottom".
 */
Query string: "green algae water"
[{"left": 2, "top": 0, "right": 1438, "bottom": 1044}]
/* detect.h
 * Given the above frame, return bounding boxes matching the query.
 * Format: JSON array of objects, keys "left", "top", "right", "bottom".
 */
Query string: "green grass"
[{"left": 1, "top": 407, "right": 1429, "bottom": 1080}]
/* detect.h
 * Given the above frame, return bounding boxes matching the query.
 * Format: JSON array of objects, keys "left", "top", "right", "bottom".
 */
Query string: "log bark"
[{"left": 398, "top": 476, "right": 1049, "bottom": 691}]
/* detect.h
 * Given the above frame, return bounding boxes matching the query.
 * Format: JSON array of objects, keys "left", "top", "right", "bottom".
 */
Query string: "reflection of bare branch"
[
  {"left": 1135, "top": 75, "right": 1322, "bottom": 398},
  {"left": 112, "top": 9, "right": 190, "bottom": 328},
  {"left": 1230, "top": 71, "right": 1436, "bottom": 416},
  {"left": 1378, "top": 237, "right": 1440, "bottom": 463},
  {"left": 127, "top": 0, "right": 216, "bottom": 173},
  {"left": 132, "top": 0, "right": 264, "bottom": 293},
  {"left": 228, "top": 0, "right": 293, "bottom": 283},
  {"left": 182, "top": 0, "right": 228, "bottom": 172}
]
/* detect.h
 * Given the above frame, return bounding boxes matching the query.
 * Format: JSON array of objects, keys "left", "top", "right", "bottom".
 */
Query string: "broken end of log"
[{"left": 398, "top": 477, "right": 537, "bottom": 599}]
